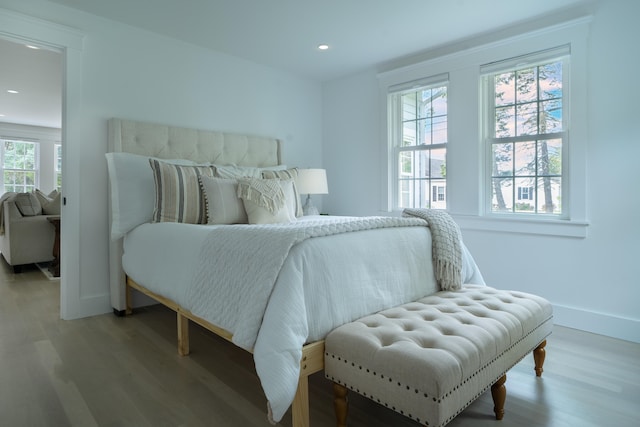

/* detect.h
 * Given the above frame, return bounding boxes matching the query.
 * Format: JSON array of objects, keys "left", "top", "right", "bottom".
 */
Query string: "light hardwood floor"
[{"left": 1, "top": 262, "right": 639, "bottom": 427}]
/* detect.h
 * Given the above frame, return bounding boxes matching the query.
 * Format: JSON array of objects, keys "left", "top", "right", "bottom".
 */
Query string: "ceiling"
[
  {"left": 0, "top": 38, "right": 62, "bottom": 129},
  {"left": 1, "top": 0, "right": 591, "bottom": 129}
]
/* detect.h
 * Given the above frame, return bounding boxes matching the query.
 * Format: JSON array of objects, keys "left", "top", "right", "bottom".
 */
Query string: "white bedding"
[{"left": 122, "top": 215, "right": 485, "bottom": 421}]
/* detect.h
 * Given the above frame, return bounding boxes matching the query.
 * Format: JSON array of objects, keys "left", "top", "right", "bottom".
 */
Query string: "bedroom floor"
[{"left": 0, "top": 262, "right": 639, "bottom": 427}]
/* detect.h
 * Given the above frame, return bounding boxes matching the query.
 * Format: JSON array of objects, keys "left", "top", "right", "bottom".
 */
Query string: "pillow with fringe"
[
  {"left": 237, "top": 178, "right": 296, "bottom": 224},
  {"left": 261, "top": 168, "right": 303, "bottom": 217}
]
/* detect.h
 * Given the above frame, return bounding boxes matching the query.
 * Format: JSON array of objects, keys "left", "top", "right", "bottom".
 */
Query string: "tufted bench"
[{"left": 324, "top": 285, "right": 553, "bottom": 427}]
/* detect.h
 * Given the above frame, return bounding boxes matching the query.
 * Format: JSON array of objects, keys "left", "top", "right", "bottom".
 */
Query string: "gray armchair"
[{"left": 0, "top": 195, "right": 57, "bottom": 272}]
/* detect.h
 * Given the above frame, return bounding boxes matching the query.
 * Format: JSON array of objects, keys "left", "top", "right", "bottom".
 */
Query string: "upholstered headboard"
[
  {"left": 108, "top": 118, "right": 282, "bottom": 166},
  {"left": 107, "top": 118, "right": 283, "bottom": 312}
]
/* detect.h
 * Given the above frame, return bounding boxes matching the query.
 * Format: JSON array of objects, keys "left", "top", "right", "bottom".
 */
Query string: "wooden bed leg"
[
  {"left": 491, "top": 374, "right": 507, "bottom": 420},
  {"left": 292, "top": 374, "right": 310, "bottom": 427},
  {"left": 333, "top": 382, "right": 348, "bottom": 427},
  {"left": 125, "top": 284, "right": 133, "bottom": 315},
  {"left": 534, "top": 340, "right": 547, "bottom": 377},
  {"left": 177, "top": 312, "right": 190, "bottom": 356}
]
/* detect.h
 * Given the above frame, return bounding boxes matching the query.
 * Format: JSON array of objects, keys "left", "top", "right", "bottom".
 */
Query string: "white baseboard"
[{"left": 553, "top": 304, "right": 640, "bottom": 343}]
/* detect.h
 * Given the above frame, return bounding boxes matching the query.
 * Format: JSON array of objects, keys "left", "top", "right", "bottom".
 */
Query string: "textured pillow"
[
  {"left": 237, "top": 178, "right": 295, "bottom": 224},
  {"left": 262, "top": 168, "right": 303, "bottom": 217},
  {"left": 214, "top": 164, "right": 287, "bottom": 179},
  {"left": 34, "top": 189, "right": 61, "bottom": 215},
  {"left": 42, "top": 191, "right": 61, "bottom": 215},
  {"left": 198, "top": 176, "right": 248, "bottom": 224},
  {"left": 105, "top": 152, "right": 200, "bottom": 240},
  {"left": 149, "top": 159, "right": 216, "bottom": 223},
  {"left": 14, "top": 192, "right": 42, "bottom": 216}
]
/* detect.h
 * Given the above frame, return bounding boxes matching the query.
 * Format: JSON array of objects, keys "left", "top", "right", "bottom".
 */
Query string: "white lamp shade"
[{"left": 296, "top": 169, "right": 328, "bottom": 194}]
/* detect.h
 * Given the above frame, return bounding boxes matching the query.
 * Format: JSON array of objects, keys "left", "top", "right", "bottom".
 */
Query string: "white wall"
[
  {"left": 0, "top": 0, "right": 323, "bottom": 318},
  {"left": 323, "top": 0, "right": 640, "bottom": 342}
]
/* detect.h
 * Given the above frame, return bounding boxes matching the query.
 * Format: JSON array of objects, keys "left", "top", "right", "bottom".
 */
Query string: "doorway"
[
  {"left": 0, "top": 37, "right": 62, "bottom": 274},
  {"left": 1, "top": 8, "right": 84, "bottom": 320}
]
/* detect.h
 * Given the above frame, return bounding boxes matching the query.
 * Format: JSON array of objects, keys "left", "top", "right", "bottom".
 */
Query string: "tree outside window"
[
  {"left": 486, "top": 55, "right": 566, "bottom": 215},
  {"left": 2, "top": 139, "right": 39, "bottom": 193}
]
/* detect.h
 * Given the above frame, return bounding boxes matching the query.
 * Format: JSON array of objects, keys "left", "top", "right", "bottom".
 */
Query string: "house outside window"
[
  {"left": 1, "top": 139, "right": 39, "bottom": 193},
  {"left": 388, "top": 75, "right": 448, "bottom": 210},
  {"left": 482, "top": 46, "right": 568, "bottom": 217}
]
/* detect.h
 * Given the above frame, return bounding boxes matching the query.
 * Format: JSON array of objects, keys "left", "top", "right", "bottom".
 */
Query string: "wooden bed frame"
[
  {"left": 125, "top": 276, "right": 325, "bottom": 427},
  {"left": 107, "top": 118, "right": 322, "bottom": 427}
]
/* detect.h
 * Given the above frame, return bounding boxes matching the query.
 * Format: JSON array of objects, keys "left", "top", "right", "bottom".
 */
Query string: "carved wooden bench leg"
[
  {"left": 534, "top": 339, "right": 547, "bottom": 377},
  {"left": 333, "top": 382, "right": 348, "bottom": 427},
  {"left": 491, "top": 374, "right": 507, "bottom": 420}
]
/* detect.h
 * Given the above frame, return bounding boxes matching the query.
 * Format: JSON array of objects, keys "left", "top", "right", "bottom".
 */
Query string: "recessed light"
[
  {"left": 7, "top": 90, "right": 19, "bottom": 94},
  {"left": 318, "top": 44, "right": 329, "bottom": 51}
]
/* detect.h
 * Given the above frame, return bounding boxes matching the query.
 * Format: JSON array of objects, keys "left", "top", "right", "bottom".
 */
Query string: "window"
[
  {"left": 1, "top": 139, "right": 39, "bottom": 193},
  {"left": 389, "top": 75, "right": 448, "bottom": 210},
  {"left": 482, "top": 47, "right": 568, "bottom": 217},
  {"left": 55, "top": 143, "right": 62, "bottom": 191}
]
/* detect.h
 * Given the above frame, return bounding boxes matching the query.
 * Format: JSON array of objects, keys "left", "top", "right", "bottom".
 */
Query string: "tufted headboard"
[
  {"left": 107, "top": 118, "right": 283, "bottom": 312},
  {"left": 108, "top": 118, "right": 282, "bottom": 166}
]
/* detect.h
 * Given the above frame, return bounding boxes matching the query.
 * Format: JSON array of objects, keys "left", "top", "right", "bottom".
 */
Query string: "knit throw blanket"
[
  {"left": 403, "top": 208, "right": 463, "bottom": 291},
  {"left": 186, "top": 212, "right": 464, "bottom": 423}
]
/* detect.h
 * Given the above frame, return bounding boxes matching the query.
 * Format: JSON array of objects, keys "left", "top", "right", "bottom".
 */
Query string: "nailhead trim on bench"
[{"left": 324, "top": 286, "right": 553, "bottom": 427}]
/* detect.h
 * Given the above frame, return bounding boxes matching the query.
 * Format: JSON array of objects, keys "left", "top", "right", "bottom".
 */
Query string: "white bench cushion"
[{"left": 324, "top": 285, "right": 553, "bottom": 426}]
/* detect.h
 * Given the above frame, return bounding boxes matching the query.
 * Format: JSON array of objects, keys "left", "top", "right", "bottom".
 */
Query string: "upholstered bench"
[{"left": 324, "top": 285, "right": 553, "bottom": 427}]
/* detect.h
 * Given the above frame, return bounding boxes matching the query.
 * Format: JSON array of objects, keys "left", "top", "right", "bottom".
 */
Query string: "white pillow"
[
  {"left": 237, "top": 178, "right": 296, "bottom": 224},
  {"left": 43, "top": 191, "right": 61, "bottom": 215},
  {"left": 261, "top": 168, "right": 303, "bottom": 217},
  {"left": 198, "top": 176, "right": 248, "bottom": 224},
  {"left": 105, "top": 152, "right": 198, "bottom": 240},
  {"left": 14, "top": 192, "right": 42, "bottom": 216},
  {"left": 214, "top": 164, "right": 287, "bottom": 179}
]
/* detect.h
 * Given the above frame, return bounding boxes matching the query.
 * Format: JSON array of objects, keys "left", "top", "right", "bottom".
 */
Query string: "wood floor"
[{"left": 1, "top": 262, "right": 639, "bottom": 427}]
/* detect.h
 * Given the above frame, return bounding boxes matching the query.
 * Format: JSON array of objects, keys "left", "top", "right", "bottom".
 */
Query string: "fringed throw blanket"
[{"left": 403, "top": 208, "right": 463, "bottom": 291}]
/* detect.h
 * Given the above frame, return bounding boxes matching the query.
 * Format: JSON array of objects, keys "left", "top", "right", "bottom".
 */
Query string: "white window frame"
[
  {"left": 387, "top": 74, "right": 449, "bottom": 211},
  {"left": 1, "top": 138, "right": 40, "bottom": 193},
  {"left": 378, "top": 17, "right": 590, "bottom": 238},
  {"left": 481, "top": 46, "right": 570, "bottom": 219}
]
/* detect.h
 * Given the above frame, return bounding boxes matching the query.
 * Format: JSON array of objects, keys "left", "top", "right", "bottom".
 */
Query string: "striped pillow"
[
  {"left": 149, "top": 159, "right": 216, "bottom": 223},
  {"left": 261, "top": 168, "right": 303, "bottom": 217}
]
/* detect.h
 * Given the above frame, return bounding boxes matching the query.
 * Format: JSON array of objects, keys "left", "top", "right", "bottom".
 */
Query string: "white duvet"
[{"left": 122, "top": 215, "right": 485, "bottom": 422}]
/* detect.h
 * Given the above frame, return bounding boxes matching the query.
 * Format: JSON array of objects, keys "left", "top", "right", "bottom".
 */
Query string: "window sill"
[{"left": 450, "top": 214, "right": 588, "bottom": 238}]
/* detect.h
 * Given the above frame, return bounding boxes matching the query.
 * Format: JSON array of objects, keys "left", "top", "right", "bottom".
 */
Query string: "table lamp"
[{"left": 296, "top": 168, "right": 328, "bottom": 215}]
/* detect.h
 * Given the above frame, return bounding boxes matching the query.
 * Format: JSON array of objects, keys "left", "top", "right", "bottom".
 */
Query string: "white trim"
[
  {"left": 553, "top": 304, "right": 640, "bottom": 344},
  {"left": 0, "top": 7, "right": 91, "bottom": 320},
  {"left": 479, "top": 44, "right": 570, "bottom": 75},
  {"left": 377, "top": 16, "right": 592, "bottom": 81},
  {"left": 452, "top": 214, "right": 588, "bottom": 238},
  {"left": 388, "top": 72, "right": 449, "bottom": 94}
]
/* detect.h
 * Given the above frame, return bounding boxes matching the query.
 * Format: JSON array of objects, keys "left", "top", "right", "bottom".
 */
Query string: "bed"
[{"left": 106, "top": 118, "right": 485, "bottom": 427}]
